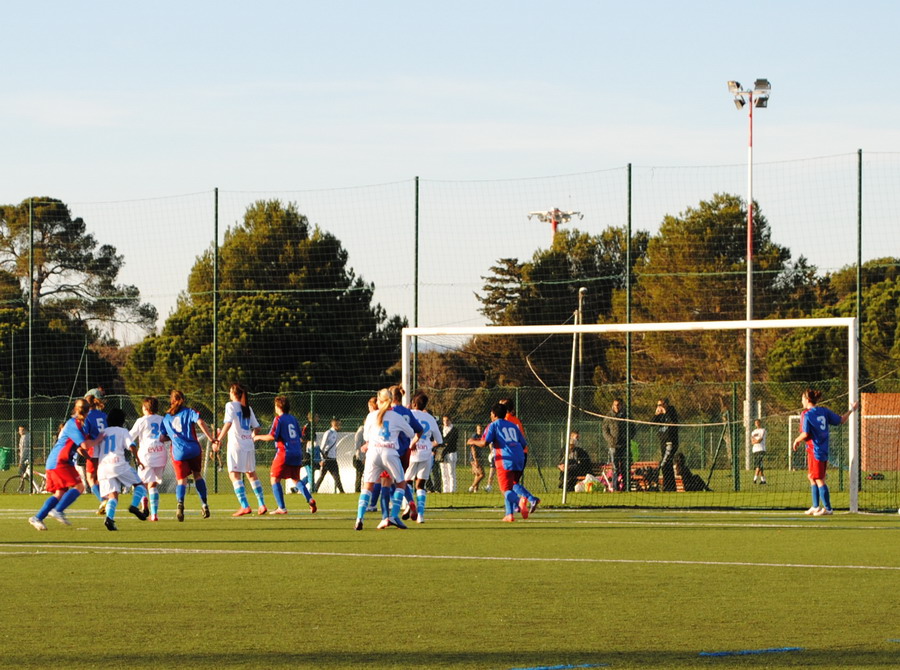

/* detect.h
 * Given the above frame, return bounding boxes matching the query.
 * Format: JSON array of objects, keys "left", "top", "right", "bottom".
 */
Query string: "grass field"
[{"left": 1, "top": 492, "right": 898, "bottom": 670}]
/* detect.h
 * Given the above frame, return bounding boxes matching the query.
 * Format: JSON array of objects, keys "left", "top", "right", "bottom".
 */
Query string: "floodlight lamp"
[
  {"left": 727, "top": 80, "right": 742, "bottom": 94},
  {"left": 754, "top": 78, "right": 771, "bottom": 92},
  {"left": 733, "top": 97, "right": 746, "bottom": 110},
  {"left": 754, "top": 95, "right": 769, "bottom": 108}
]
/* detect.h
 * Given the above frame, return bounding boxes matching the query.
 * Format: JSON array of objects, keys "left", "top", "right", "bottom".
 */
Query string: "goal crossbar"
[{"left": 402, "top": 317, "right": 860, "bottom": 511}]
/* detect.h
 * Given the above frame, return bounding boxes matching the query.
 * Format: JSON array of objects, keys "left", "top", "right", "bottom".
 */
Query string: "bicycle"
[{"left": 3, "top": 464, "right": 48, "bottom": 494}]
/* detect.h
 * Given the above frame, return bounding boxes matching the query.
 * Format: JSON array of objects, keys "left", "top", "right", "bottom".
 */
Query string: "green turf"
[{"left": 0, "top": 493, "right": 898, "bottom": 669}]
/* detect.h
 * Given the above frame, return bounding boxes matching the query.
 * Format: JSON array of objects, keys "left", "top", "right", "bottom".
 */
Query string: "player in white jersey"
[
  {"left": 353, "top": 387, "right": 419, "bottom": 531},
  {"left": 129, "top": 396, "right": 168, "bottom": 521},
  {"left": 96, "top": 408, "right": 149, "bottom": 530},
  {"left": 213, "top": 383, "right": 267, "bottom": 517},
  {"left": 407, "top": 392, "right": 442, "bottom": 525}
]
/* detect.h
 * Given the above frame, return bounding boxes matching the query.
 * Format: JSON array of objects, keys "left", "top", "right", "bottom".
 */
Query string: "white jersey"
[
  {"left": 409, "top": 409, "right": 442, "bottom": 463},
  {"left": 224, "top": 401, "right": 259, "bottom": 451},
  {"left": 751, "top": 427, "right": 767, "bottom": 453},
  {"left": 363, "top": 409, "right": 416, "bottom": 449},
  {"left": 129, "top": 414, "right": 168, "bottom": 468},
  {"left": 96, "top": 426, "right": 138, "bottom": 479}
]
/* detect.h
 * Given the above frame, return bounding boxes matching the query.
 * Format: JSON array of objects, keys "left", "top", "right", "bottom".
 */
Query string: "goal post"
[{"left": 402, "top": 317, "right": 861, "bottom": 511}]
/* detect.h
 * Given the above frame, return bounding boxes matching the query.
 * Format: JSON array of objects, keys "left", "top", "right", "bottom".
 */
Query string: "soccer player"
[
  {"left": 791, "top": 388, "right": 858, "bottom": 516},
  {"left": 214, "top": 383, "right": 267, "bottom": 517},
  {"left": 84, "top": 388, "right": 108, "bottom": 513},
  {"left": 96, "top": 408, "right": 149, "bottom": 531},
  {"left": 467, "top": 403, "right": 528, "bottom": 522},
  {"left": 254, "top": 395, "right": 316, "bottom": 515},
  {"left": 407, "top": 391, "right": 443, "bottom": 524},
  {"left": 499, "top": 397, "right": 540, "bottom": 516},
  {"left": 388, "top": 385, "right": 423, "bottom": 521},
  {"left": 28, "top": 398, "right": 94, "bottom": 530},
  {"left": 354, "top": 387, "right": 419, "bottom": 530},
  {"left": 130, "top": 396, "right": 167, "bottom": 521},
  {"left": 161, "top": 389, "right": 215, "bottom": 522}
]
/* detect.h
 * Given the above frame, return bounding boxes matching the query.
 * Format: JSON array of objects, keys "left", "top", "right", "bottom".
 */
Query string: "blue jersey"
[
  {"left": 161, "top": 406, "right": 203, "bottom": 461},
  {"left": 390, "top": 404, "right": 423, "bottom": 457},
  {"left": 271, "top": 413, "right": 303, "bottom": 466},
  {"left": 802, "top": 405, "right": 843, "bottom": 462},
  {"left": 84, "top": 408, "right": 108, "bottom": 440},
  {"left": 483, "top": 418, "right": 527, "bottom": 471},
  {"left": 46, "top": 418, "right": 88, "bottom": 470}
]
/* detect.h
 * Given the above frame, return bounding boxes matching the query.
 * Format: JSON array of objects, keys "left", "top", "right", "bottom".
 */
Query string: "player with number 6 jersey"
[{"left": 254, "top": 395, "right": 316, "bottom": 515}]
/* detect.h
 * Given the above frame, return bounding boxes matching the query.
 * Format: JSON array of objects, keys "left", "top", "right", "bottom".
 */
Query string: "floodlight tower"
[
  {"left": 528, "top": 208, "right": 583, "bottom": 244},
  {"left": 727, "top": 78, "right": 771, "bottom": 471}
]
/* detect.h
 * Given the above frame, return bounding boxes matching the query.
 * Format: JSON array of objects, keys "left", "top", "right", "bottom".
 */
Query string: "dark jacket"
[
  {"left": 602, "top": 409, "right": 628, "bottom": 450},
  {"left": 653, "top": 406, "right": 679, "bottom": 448}
]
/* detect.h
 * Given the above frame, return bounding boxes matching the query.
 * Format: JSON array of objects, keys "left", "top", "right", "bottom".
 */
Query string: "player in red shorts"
[
  {"left": 254, "top": 395, "right": 316, "bottom": 514},
  {"left": 467, "top": 403, "right": 528, "bottom": 522},
  {"left": 161, "top": 389, "right": 217, "bottom": 522},
  {"left": 29, "top": 398, "right": 95, "bottom": 530}
]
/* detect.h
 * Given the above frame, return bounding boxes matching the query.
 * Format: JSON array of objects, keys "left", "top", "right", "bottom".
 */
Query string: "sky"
[{"left": 2, "top": 0, "right": 899, "bottom": 340}]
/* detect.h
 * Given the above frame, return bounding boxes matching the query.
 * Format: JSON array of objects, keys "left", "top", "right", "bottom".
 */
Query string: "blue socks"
[
  {"left": 416, "top": 488, "right": 426, "bottom": 520},
  {"left": 390, "top": 488, "right": 405, "bottom": 519},
  {"left": 149, "top": 489, "right": 160, "bottom": 516},
  {"left": 36, "top": 495, "right": 59, "bottom": 521},
  {"left": 380, "top": 486, "right": 392, "bottom": 518},
  {"left": 357, "top": 491, "right": 372, "bottom": 520},
  {"left": 504, "top": 490, "right": 518, "bottom": 516},
  {"left": 233, "top": 480, "right": 249, "bottom": 508},
  {"left": 810, "top": 485, "right": 820, "bottom": 509},
  {"left": 176, "top": 483, "right": 186, "bottom": 503},
  {"left": 91, "top": 483, "right": 102, "bottom": 501},
  {"left": 819, "top": 485, "right": 832, "bottom": 510},
  {"left": 56, "top": 487, "right": 81, "bottom": 512},
  {"left": 106, "top": 498, "right": 118, "bottom": 520},
  {"left": 513, "top": 483, "right": 535, "bottom": 503},
  {"left": 131, "top": 485, "right": 147, "bottom": 508},
  {"left": 273, "top": 482, "right": 286, "bottom": 510},
  {"left": 251, "top": 480, "right": 265, "bottom": 507},
  {"left": 195, "top": 478, "right": 208, "bottom": 504},
  {"left": 296, "top": 479, "right": 313, "bottom": 502}
]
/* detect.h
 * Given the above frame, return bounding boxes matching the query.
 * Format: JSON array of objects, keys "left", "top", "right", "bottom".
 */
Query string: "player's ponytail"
[
  {"left": 231, "top": 383, "right": 251, "bottom": 420},
  {"left": 376, "top": 388, "right": 391, "bottom": 427},
  {"left": 72, "top": 398, "right": 90, "bottom": 420},
  {"left": 168, "top": 389, "right": 185, "bottom": 415},
  {"left": 803, "top": 388, "right": 823, "bottom": 405}
]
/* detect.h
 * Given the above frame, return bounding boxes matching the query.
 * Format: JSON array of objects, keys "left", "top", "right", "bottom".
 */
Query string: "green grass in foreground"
[{"left": 0, "top": 493, "right": 898, "bottom": 669}]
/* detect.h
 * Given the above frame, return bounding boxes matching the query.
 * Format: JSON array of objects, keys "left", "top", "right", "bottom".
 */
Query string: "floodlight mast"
[
  {"left": 727, "top": 77, "right": 771, "bottom": 472},
  {"left": 528, "top": 208, "right": 584, "bottom": 244}
]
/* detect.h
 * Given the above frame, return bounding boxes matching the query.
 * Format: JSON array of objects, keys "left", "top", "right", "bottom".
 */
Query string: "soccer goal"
[{"left": 402, "top": 317, "right": 869, "bottom": 511}]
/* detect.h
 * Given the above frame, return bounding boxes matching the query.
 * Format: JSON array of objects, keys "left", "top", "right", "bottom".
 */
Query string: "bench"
[{"left": 586, "top": 460, "right": 684, "bottom": 492}]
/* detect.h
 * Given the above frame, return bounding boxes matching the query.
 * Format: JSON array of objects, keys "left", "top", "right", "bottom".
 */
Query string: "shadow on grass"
[{"left": 4, "top": 648, "right": 900, "bottom": 669}]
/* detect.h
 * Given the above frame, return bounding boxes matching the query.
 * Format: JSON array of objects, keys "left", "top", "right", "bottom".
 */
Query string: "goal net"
[{"left": 397, "top": 317, "right": 895, "bottom": 513}]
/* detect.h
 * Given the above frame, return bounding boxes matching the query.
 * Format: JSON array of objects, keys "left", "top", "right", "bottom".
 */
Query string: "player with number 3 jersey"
[{"left": 130, "top": 396, "right": 167, "bottom": 521}]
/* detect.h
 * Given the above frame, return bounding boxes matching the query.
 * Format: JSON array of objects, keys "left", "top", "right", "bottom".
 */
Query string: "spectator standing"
[
  {"left": 315, "top": 418, "right": 345, "bottom": 494},
  {"left": 602, "top": 398, "right": 628, "bottom": 491},
  {"left": 751, "top": 419, "right": 767, "bottom": 485},
  {"left": 17, "top": 426, "right": 31, "bottom": 476},
  {"left": 653, "top": 398, "right": 679, "bottom": 492},
  {"left": 440, "top": 415, "right": 459, "bottom": 493},
  {"left": 468, "top": 423, "right": 485, "bottom": 492}
]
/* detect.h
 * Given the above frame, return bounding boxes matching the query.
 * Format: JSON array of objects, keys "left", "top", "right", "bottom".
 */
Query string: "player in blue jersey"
[
  {"left": 161, "top": 389, "right": 216, "bottom": 522},
  {"left": 254, "top": 395, "right": 316, "bottom": 515},
  {"left": 467, "top": 403, "right": 528, "bottom": 522},
  {"left": 354, "top": 387, "right": 419, "bottom": 530},
  {"left": 389, "top": 385, "right": 423, "bottom": 521},
  {"left": 791, "top": 388, "right": 858, "bottom": 516},
  {"left": 83, "top": 389, "right": 108, "bottom": 513},
  {"left": 28, "top": 399, "right": 94, "bottom": 530},
  {"left": 95, "top": 408, "right": 149, "bottom": 531},
  {"left": 407, "top": 391, "right": 443, "bottom": 525}
]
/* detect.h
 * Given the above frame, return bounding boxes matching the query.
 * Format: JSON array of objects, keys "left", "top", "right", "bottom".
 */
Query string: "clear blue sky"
[{"left": 2, "top": 1, "right": 898, "bottom": 337}]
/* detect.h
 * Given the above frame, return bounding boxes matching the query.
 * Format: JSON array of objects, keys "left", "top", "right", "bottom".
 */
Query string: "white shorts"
[
  {"left": 362, "top": 445, "right": 405, "bottom": 485},
  {"left": 99, "top": 466, "right": 142, "bottom": 497},
  {"left": 138, "top": 464, "right": 166, "bottom": 485},
  {"left": 405, "top": 456, "right": 433, "bottom": 482},
  {"left": 227, "top": 447, "right": 257, "bottom": 473}
]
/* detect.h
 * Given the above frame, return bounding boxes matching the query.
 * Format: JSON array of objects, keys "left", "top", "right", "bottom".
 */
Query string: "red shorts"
[
  {"left": 497, "top": 467, "right": 522, "bottom": 492},
  {"left": 807, "top": 452, "right": 828, "bottom": 480},
  {"left": 46, "top": 464, "right": 82, "bottom": 492},
  {"left": 172, "top": 455, "right": 203, "bottom": 480},
  {"left": 271, "top": 454, "right": 300, "bottom": 481},
  {"left": 85, "top": 458, "right": 97, "bottom": 474}
]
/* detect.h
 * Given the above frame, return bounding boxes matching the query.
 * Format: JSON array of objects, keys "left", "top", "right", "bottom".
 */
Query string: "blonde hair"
[
  {"left": 376, "top": 388, "right": 392, "bottom": 427},
  {"left": 72, "top": 398, "right": 90, "bottom": 421},
  {"left": 168, "top": 389, "right": 186, "bottom": 415}
]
